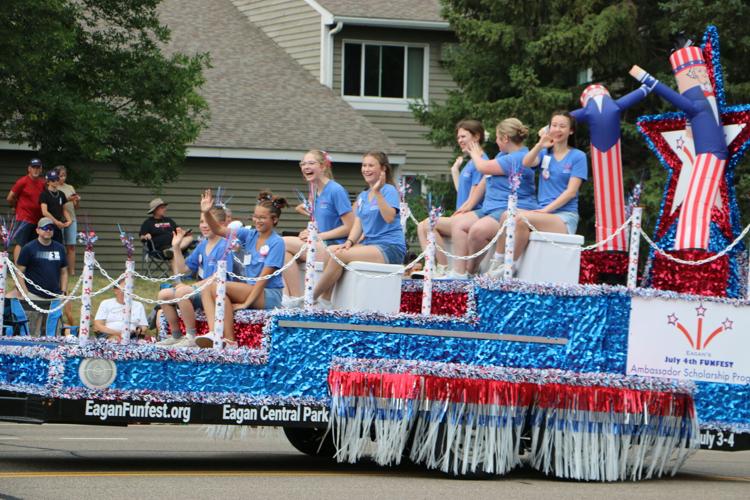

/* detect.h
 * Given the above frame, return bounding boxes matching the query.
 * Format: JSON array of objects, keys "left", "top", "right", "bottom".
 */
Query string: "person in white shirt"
[{"left": 94, "top": 280, "right": 148, "bottom": 341}]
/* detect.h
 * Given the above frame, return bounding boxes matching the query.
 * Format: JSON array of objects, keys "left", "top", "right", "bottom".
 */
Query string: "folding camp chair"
[
  {"left": 3, "top": 298, "right": 30, "bottom": 336},
  {"left": 16, "top": 298, "right": 63, "bottom": 337},
  {"left": 142, "top": 239, "right": 173, "bottom": 279}
]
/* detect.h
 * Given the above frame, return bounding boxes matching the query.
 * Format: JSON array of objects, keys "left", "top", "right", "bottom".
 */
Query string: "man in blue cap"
[{"left": 7, "top": 216, "right": 68, "bottom": 336}]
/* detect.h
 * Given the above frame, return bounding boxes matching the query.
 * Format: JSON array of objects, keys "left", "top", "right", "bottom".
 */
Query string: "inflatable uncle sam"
[
  {"left": 571, "top": 84, "right": 651, "bottom": 251},
  {"left": 630, "top": 46, "right": 727, "bottom": 251}
]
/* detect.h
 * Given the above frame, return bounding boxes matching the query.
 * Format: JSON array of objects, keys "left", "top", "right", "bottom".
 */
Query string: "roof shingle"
[
  {"left": 159, "top": 0, "right": 402, "bottom": 156},
  {"left": 315, "top": 0, "right": 444, "bottom": 23}
]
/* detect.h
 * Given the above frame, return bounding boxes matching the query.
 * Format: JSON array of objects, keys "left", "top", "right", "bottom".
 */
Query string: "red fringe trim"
[{"left": 328, "top": 370, "right": 695, "bottom": 418}]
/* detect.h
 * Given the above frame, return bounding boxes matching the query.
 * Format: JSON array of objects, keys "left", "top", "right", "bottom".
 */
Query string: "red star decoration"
[
  {"left": 637, "top": 111, "right": 750, "bottom": 241},
  {"left": 635, "top": 26, "right": 750, "bottom": 298},
  {"left": 636, "top": 26, "right": 750, "bottom": 242}
]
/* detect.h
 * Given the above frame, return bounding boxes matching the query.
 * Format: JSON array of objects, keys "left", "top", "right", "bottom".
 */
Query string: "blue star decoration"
[{"left": 636, "top": 25, "right": 750, "bottom": 298}]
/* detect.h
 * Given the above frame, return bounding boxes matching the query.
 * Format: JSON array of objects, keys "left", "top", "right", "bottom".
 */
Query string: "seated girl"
[
  {"left": 197, "top": 190, "right": 288, "bottom": 348},
  {"left": 282, "top": 149, "right": 354, "bottom": 301},
  {"left": 489, "top": 111, "right": 587, "bottom": 277},
  {"left": 450, "top": 118, "right": 538, "bottom": 277},
  {"left": 298, "top": 151, "right": 405, "bottom": 309},
  {"left": 156, "top": 206, "right": 232, "bottom": 348},
  {"left": 416, "top": 119, "right": 486, "bottom": 277}
]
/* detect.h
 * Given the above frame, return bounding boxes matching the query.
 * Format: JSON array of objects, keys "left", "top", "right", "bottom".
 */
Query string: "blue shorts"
[
  {"left": 11, "top": 221, "right": 37, "bottom": 247},
  {"left": 63, "top": 220, "right": 77, "bottom": 245},
  {"left": 553, "top": 211, "right": 579, "bottom": 234},
  {"left": 190, "top": 289, "right": 203, "bottom": 311},
  {"left": 473, "top": 207, "right": 505, "bottom": 220},
  {"left": 264, "top": 288, "right": 282, "bottom": 309},
  {"left": 374, "top": 243, "right": 406, "bottom": 265}
]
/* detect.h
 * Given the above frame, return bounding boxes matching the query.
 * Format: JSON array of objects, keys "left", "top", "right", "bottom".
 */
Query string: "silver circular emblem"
[{"left": 78, "top": 358, "right": 117, "bottom": 389}]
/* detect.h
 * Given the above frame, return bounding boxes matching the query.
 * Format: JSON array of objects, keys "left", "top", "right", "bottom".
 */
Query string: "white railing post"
[
  {"left": 503, "top": 195, "right": 518, "bottom": 281},
  {"left": 78, "top": 250, "right": 95, "bottom": 345},
  {"left": 627, "top": 207, "right": 643, "bottom": 290},
  {"left": 399, "top": 178, "right": 409, "bottom": 234},
  {"left": 212, "top": 260, "right": 226, "bottom": 350},
  {"left": 421, "top": 210, "right": 437, "bottom": 316},
  {"left": 400, "top": 201, "right": 409, "bottom": 235},
  {"left": 0, "top": 252, "right": 7, "bottom": 335},
  {"left": 304, "top": 221, "right": 318, "bottom": 311},
  {"left": 120, "top": 259, "right": 135, "bottom": 344}
]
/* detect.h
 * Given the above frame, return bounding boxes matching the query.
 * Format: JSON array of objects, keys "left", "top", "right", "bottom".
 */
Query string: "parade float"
[{"left": 0, "top": 26, "right": 748, "bottom": 481}]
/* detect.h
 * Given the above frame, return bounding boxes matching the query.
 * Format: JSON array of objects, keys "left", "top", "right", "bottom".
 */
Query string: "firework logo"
[{"left": 667, "top": 303, "right": 733, "bottom": 350}]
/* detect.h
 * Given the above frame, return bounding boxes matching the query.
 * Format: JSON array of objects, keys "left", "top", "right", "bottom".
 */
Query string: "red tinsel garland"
[
  {"left": 579, "top": 250, "right": 628, "bottom": 285},
  {"left": 651, "top": 249, "right": 729, "bottom": 297},
  {"left": 173, "top": 320, "right": 263, "bottom": 348},
  {"left": 400, "top": 291, "right": 467, "bottom": 316}
]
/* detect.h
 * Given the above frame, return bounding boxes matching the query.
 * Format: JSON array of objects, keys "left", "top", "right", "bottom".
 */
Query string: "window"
[
  {"left": 342, "top": 41, "right": 428, "bottom": 110},
  {"left": 577, "top": 68, "right": 593, "bottom": 85}
]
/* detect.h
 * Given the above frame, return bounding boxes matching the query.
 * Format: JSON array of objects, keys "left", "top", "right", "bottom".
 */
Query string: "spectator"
[
  {"left": 6, "top": 158, "right": 46, "bottom": 262},
  {"left": 93, "top": 279, "right": 149, "bottom": 342},
  {"left": 39, "top": 170, "right": 71, "bottom": 245},
  {"left": 139, "top": 198, "right": 193, "bottom": 258},
  {"left": 54, "top": 166, "right": 80, "bottom": 276},
  {"left": 7, "top": 217, "right": 68, "bottom": 336}
]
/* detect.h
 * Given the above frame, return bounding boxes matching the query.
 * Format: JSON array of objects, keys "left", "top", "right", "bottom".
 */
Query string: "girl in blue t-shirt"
[
  {"left": 156, "top": 206, "right": 234, "bottom": 348},
  {"left": 282, "top": 149, "right": 354, "bottom": 300},
  {"left": 416, "top": 119, "right": 486, "bottom": 275},
  {"left": 197, "top": 190, "right": 289, "bottom": 348},
  {"left": 450, "top": 118, "right": 537, "bottom": 277},
  {"left": 308, "top": 151, "right": 406, "bottom": 308},
  {"left": 496, "top": 111, "right": 587, "bottom": 266}
]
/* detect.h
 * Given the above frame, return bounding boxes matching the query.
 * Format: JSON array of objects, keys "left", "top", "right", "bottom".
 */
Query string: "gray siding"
[
  {"left": 1, "top": 152, "right": 368, "bottom": 273},
  {"left": 332, "top": 26, "right": 457, "bottom": 177},
  {"left": 232, "top": 0, "right": 322, "bottom": 80}
]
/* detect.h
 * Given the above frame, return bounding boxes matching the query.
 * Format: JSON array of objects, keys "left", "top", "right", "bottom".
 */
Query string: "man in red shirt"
[{"left": 6, "top": 158, "right": 46, "bottom": 261}]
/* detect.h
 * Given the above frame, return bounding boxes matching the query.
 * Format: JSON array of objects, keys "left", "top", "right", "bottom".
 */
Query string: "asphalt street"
[{"left": 0, "top": 423, "right": 747, "bottom": 500}]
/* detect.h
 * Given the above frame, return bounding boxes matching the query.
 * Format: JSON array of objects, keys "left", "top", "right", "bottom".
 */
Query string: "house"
[{"left": 0, "top": 0, "right": 457, "bottom": 271}]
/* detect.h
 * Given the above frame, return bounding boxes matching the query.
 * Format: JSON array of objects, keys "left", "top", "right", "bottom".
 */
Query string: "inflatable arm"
[{"left": 629, "top": 65, "right": 699, "bottom": 115}]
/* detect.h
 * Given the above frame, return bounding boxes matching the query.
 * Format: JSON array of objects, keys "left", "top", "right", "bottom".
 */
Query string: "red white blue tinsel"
[
  {"left": 636, "top": 26, "right": 750, "bottom": 298},
  {"left": 328, "top": 357, "right": 699, "bottom": 480}
]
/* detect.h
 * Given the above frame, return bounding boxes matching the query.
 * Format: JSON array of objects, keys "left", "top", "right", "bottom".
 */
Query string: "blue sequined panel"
[
  {"left": 57, "top": 289, "right": 631, "bottom": 399},
  {"left": 0, "top": 355, "right": 49, "bottom": 387},
  {"left": 694, "top": 382, "right": 750, "bottom": 427}
]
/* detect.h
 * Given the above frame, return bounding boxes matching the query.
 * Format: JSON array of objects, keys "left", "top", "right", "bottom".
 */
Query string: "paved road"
[{"left": 0, "top": 423, "right": 747, "bottom": 500}]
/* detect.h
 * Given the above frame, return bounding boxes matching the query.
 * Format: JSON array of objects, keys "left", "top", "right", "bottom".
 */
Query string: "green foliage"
[
  {"left": 0, "top": 0, "right": 210, "bottom": 189},
  {"left": 403, "top": 176, "right": 457, "bottom": 246},
  {"left": 413, "top": 0, "right": 750, "bottom": 240}
]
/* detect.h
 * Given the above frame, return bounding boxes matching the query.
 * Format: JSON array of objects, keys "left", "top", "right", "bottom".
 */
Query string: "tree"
[
  {"left": 413, "top": 0, "right": 750, "bottom": 239},
  {"left": 0, "top": 0, "right": 210, "bottom": 188}
]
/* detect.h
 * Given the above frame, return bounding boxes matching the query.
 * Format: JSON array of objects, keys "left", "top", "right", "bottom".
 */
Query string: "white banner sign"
[{"left": 627, "top": 296, "right": 750, "bottom": 385}]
